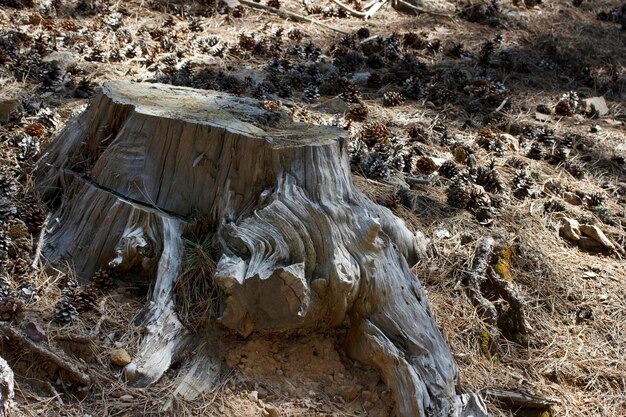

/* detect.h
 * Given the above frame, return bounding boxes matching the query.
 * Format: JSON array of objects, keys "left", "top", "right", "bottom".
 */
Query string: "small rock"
[
  {"left": 582, "top": 271, "right": 597, "bottom": 279},
  {"left": 110, "top": 349, "right": 132, "bottom": 366},
  {"left": 582, "top": 96, "right": 609, "bottom": 118},
  {"left": 0, "top": 99, "right": 20, "bottom": 122},
  {"left": 563, "top": 192, "right": 583, "bottom": 206},
  {"left": 119, "top": 394, "right": 134, "bottom": 401},
  {"left": 578, "top": 236, "right": 604, "bottom": 251},
  {"left": 248, "top": 390, "right": 259, "bottom": 402},
  {"left": 124, "top": 363, "right": 137, "bottom": 379},
  {"left": 265, "top": 404, "right": 280, "bottom": 417},
  {"left": 579, "top": 224, "right": 614, "bottom": 250},
  {"left": 559, "top": 217, "right": 581, "bottom": 241},
  {"left": 24, "top": 321, "right": 46, "bottom": 342},
  {"left": 339, "top": 385, "right": 360, "bottom": 401},
  {"left": 319, "top": 97, "right": 349, "bottom": 114},
  {"left": 257, "top": 386, "right": 268, "bottom": 398},
  {"left": 534, "top": 112, "right": 552, "bottom": 122},
  {"left": 42, "top": 51, "right": 76, "bottom": 71},
  {"left": 499, "top": 133, "right": 519, "bottom": 151}
]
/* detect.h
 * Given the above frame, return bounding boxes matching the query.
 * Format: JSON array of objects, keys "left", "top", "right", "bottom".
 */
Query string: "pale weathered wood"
[
  {"left": 35, "top": 81, "right": 488, "bottom": 416},
  {"left": 0, "top": 357, "right": 15, "bottom": 417}
]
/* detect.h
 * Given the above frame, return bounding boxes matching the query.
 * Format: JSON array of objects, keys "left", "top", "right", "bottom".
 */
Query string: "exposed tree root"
[{"left": 0, "top": 323, "right": 91, "bottom": 387}]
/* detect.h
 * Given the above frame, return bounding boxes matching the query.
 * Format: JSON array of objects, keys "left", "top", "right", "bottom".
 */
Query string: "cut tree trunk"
[{"left": 35, "top": 81, "right": 489, "bottom": 417}]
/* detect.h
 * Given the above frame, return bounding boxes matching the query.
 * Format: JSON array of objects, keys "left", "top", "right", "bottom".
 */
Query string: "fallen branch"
[
  {"left": 464, "top": 237, "right": 498, "bottom": 325},
  {"left": 31, "top": 214, "right": 50, "bottom": 270},
  {"left": 53, "top": 314, "right": 113, "bottom": 344},
  {"left": 239, "top": 0, "right": 350, "bottom": 34},
  {"left": 482, "top": 388, "right": 558, "bottom": 409},
  {"left": 0, "top": 323, "right": 91, "bottom": 386},
  {"left": 365, "top": 0, "right": 388, "bottom": 19},
  {"left": 488, "top": 266, "right": 532, "bottom": 335}
]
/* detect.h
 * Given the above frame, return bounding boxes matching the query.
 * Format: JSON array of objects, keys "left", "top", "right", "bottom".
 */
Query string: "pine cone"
[
  {"left": 526, "top": 142, "right": 544, "bottom": 160},
  {"left": 587, "top": 192, "right": 606, "bottom": 207},
  {"left": 383, "top": 92, "right": 405, "bottom": 107},
  {"left": 338, "top": 82, "right": 362, "bottom": 103},
  {"left": 0, "top": 279, "right": 14, "bottom": 300},
  {"left": 564, "top": 161, "right": 585, "bottom": 179},
  {"left": 64, "top": 285, "right": 98, "bottom": 313},
  {"left": 411, "top": 157, "right": 437, "bottom": 175},
  {"left": 406, "top": 125, "right": 427, "bottom": 142},
  {"left": 0, "top": 198, "right": 17, "bottom": 222},
  {"left": 439, "top": 160, "right": 460, "bottom": 178},
  {"left": 358, "top": 122, "right": 390, "bottom": 147},
  {"left": 512, "top": 170, "right": 535, "bottom": 199},
  {"left": 363, "top": 153, "right": 390, "bottom": 180},
  {"left": 239, "top": 33, "right": 256, "bottom": 50},
  {"left": 54, "top": 298, "right": 79, "bottom": 324},
  {"left": 0, "top": 298, "right": 23, "bottom": 322},
  {"left": 6, "top": 220, "right": 28, "bottom": 240},
  {"left": 346, "top": 104, "right": 368, "bottom": 121},
  {"left": 19, "top": 198, "right": 47, "bottom": 235},
  {"left": 475, "top": 166, "right": 505, "bottom": 193},
  {"left": 0, "top": 168, "right": 18, "bottom": 198},
  {"left": 467, "top": 186, "right": 491, "bottom": 211},
  {"left": 303, "top": 85, "right": 320, "bottom": 102},
  {"left": 12, "top": 257, "right": 32, "bottom": 276},
  {"left": 544, "top": 199, "right": 566, "bottom": 213},
  {"left": 267, "top": 0, "right": 281, "bottom": 9},
  {"left": 92, "top": 268, "right": 117, "bottom": 292},
  {"left": 447, "top": 180, "right": 471, "bottom": 208}
]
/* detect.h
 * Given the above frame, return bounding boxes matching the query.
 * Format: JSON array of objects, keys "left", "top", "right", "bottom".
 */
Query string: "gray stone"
[
  {"left": 583, "top": 97, "right": 609, "bottom": 118},
  {"left": 42, "top": 51, "right": 76, "bottom": 71},
  {"left": 0, "top": 99, "right": 20, "bottom": 122}
]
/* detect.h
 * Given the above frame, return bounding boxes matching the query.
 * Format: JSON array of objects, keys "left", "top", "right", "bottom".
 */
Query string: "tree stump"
[{"left": 35, "top": 81, "right": 488, "bottom": 417}]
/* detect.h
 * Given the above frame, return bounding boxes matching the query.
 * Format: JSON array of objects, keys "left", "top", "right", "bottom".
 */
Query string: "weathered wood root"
[
  {"left": 0, "top": 356, "right": 16, "bottom": 417},
  {"left": 487, "top": 266, "right": 531, "bottom": 337},
  {"left": 0, "top": 323, "right": 91, "bottom": 386},
  {"left": 464, "top": 238, "right": 531, "bottom": 347},
  {"left": 465, "top": 237, "right": 498, "bottom": 325},
  {"left": 482, "top": 388, "right": 558, "bottom": 410}
]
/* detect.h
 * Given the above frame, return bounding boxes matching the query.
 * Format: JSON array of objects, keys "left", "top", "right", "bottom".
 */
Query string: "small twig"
[
  {"left": 0, "top": 323, "right": 91, "bottom": 386},
  {"left": 44, "top": 381, "right": 64, "bottom": 405},
  {"left": 394, "top": 0, "right": 455, "bottom": 18},
  {"left": 239, "top": 0, "right": 350, "bottom": 34},
  {"left": 53, "top": 314, "right": 113, "bottom": 344},
  {"left": 464, "top": 237, "right": 498, "bottom": 325},
  {"left": 31, "top": 214, "right": 50, "bottom": 270},
  {"left": 365, "top": 0, "right": 388, "bottom": 19}
]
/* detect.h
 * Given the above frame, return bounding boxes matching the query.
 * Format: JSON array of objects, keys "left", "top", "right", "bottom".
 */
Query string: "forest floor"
[{"left": 0, "top": 0, "right": 625, "bottom": 416}]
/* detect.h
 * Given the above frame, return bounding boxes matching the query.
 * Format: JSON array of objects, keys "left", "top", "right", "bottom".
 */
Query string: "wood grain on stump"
[{"left": 35, "top": 81, "right": 488, "bottom": 417}]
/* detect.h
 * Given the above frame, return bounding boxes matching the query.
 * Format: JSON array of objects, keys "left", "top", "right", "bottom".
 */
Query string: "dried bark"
[
  {"left": 0, "top": 356, "right": 15, "bottom": 417},
  {"left": 35, "top": 81, "right": 488, "bottom": 416}
]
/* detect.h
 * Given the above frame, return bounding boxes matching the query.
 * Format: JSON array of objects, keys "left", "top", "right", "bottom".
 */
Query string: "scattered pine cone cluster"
[
  {"left": 357, "top": 121, "right": 390, "bottom": 147},
  {"left": 346, "top": 103, "right": 369, "bottom": 121},
  {"left": 383, "top": 92, "right": 405, "bottom": 107}
]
